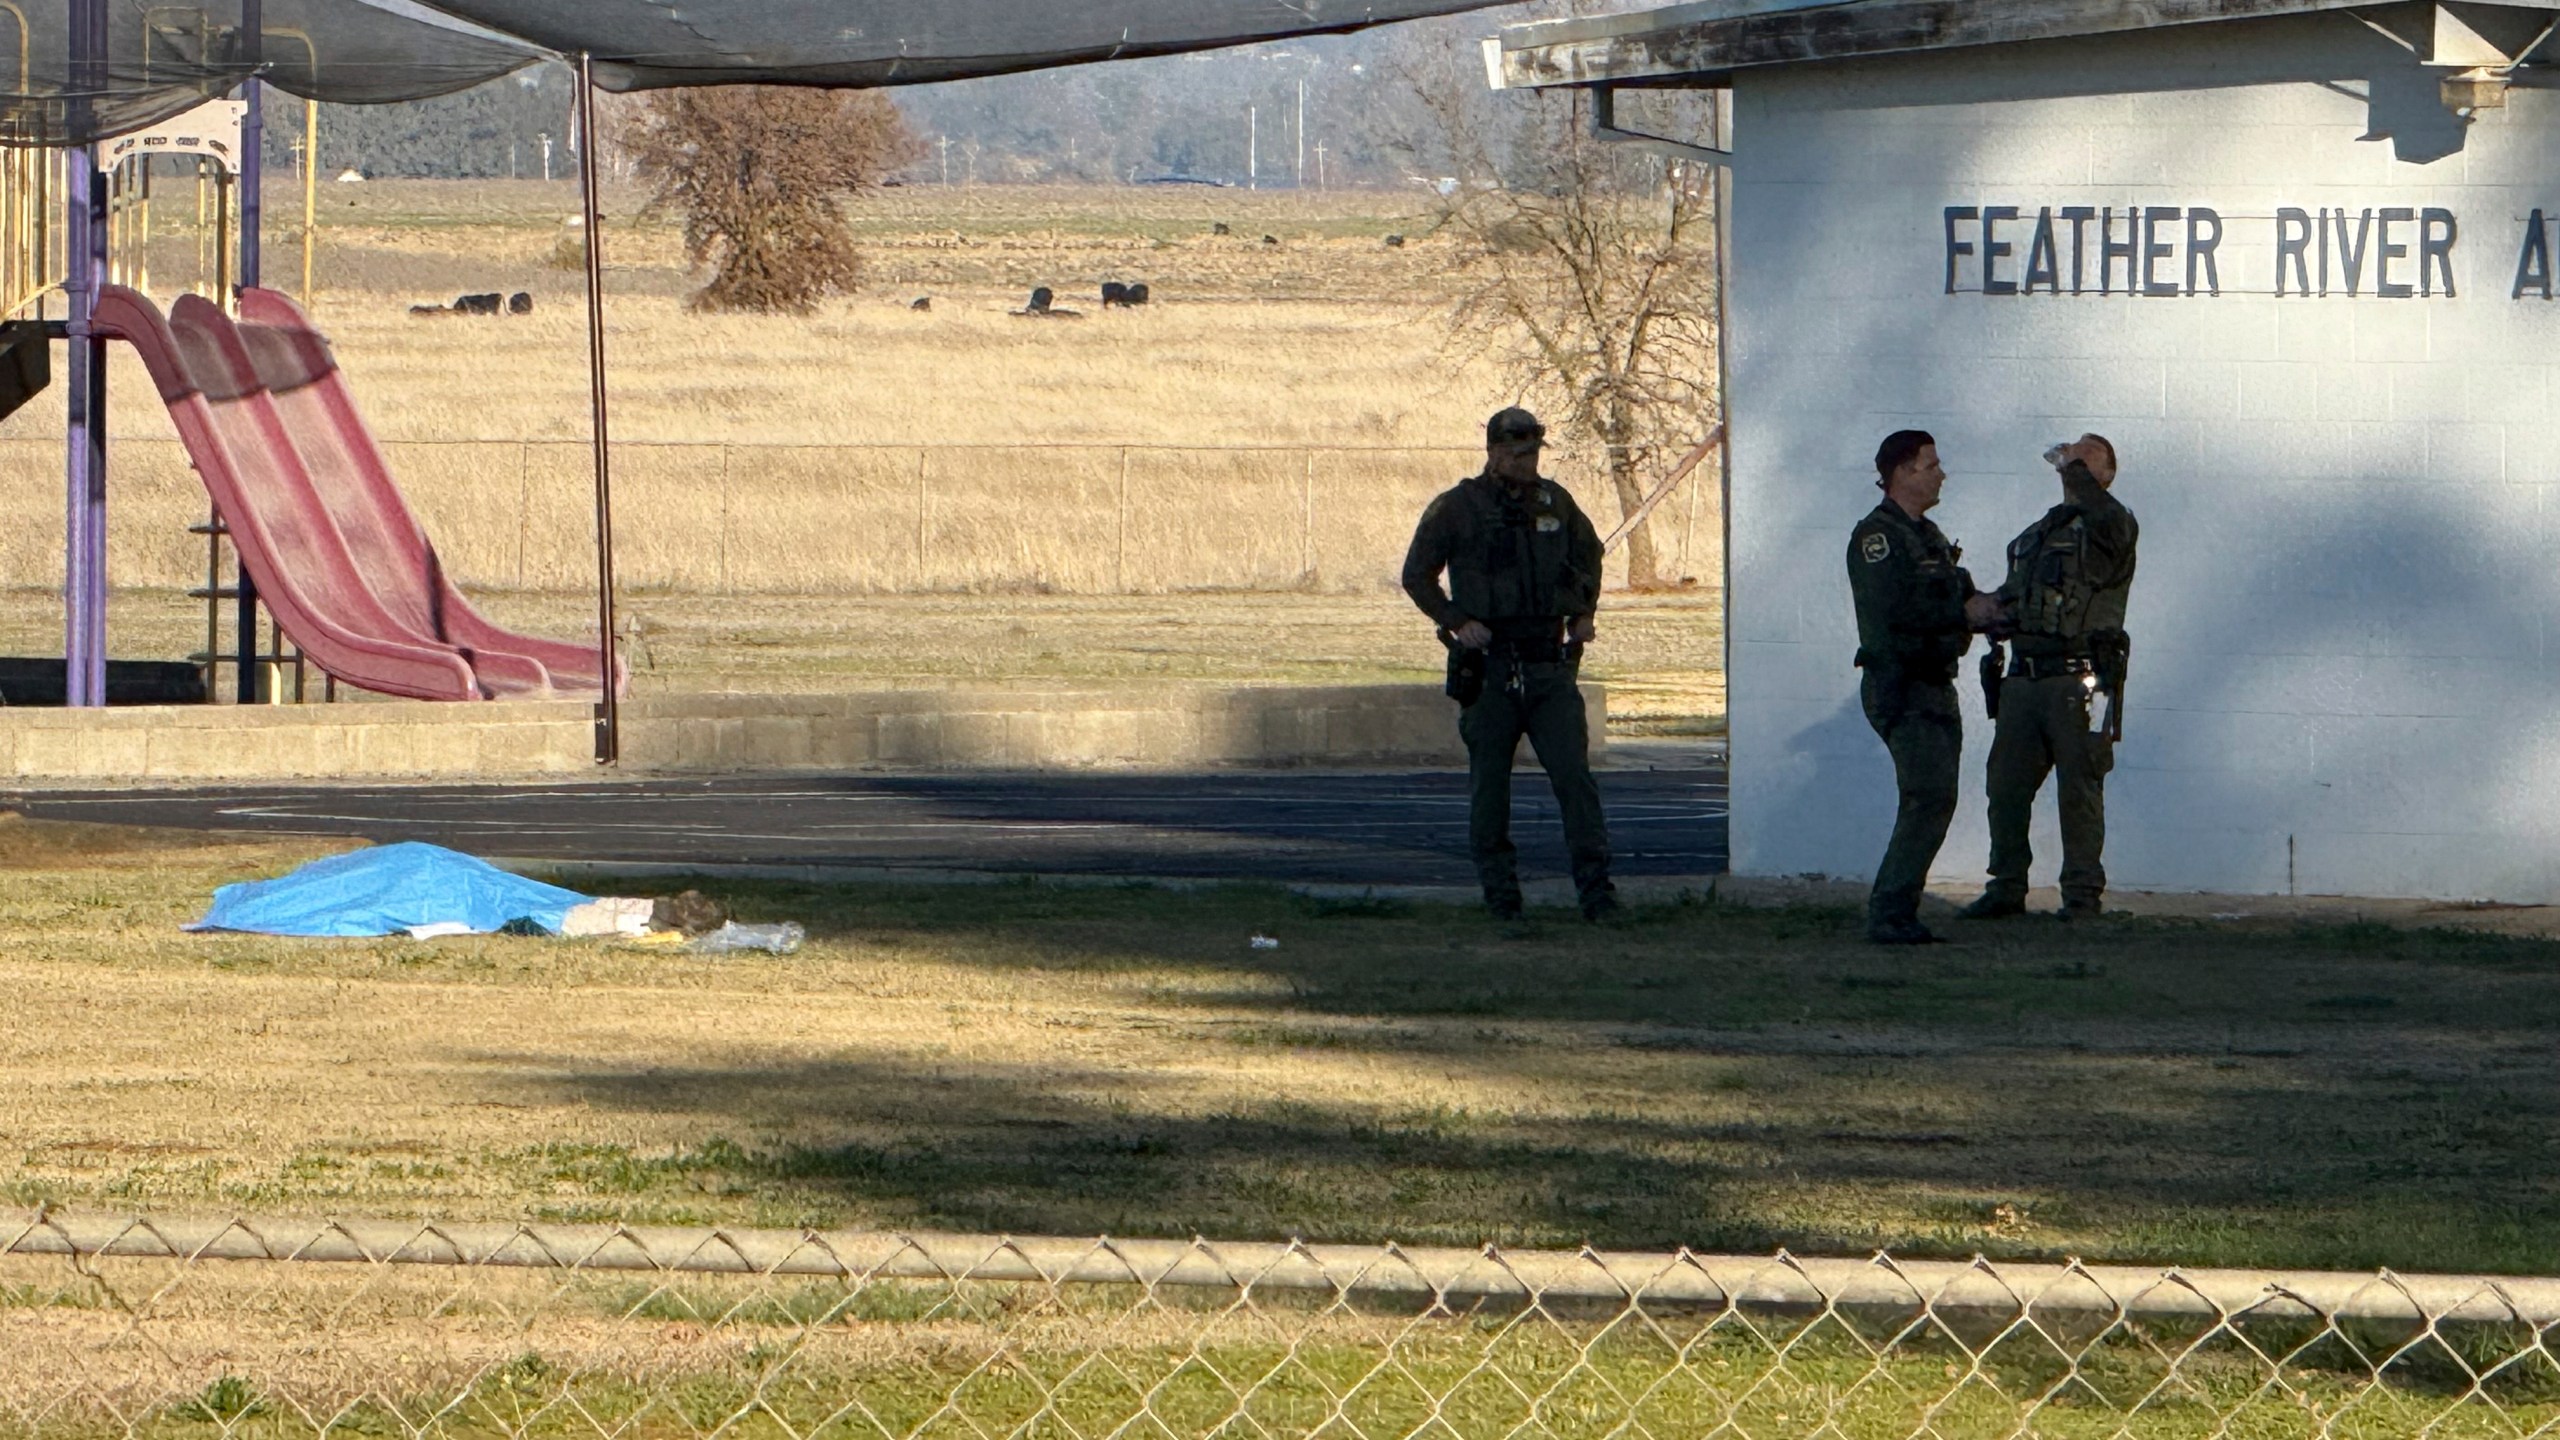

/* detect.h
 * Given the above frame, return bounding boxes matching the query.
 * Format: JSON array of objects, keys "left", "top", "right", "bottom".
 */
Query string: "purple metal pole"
[{"left": 63, "top": 0, "right": 107, "bottom": 708}]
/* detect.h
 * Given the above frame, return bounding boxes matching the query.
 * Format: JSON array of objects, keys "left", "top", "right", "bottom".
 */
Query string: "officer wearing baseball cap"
[{"left": 1402, "top": 407, "right": 1616, "bottom": 922}]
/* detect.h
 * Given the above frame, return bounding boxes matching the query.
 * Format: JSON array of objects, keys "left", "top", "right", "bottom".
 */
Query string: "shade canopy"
[
  {"left": 4, "top": 0, "right": 545, "bottom": 146},
  {"left": 14, "top": 0, "right": 1508, "bottom": 146}
]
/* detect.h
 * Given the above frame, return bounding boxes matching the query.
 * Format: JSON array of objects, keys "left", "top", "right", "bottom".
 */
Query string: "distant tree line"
[
  {"left": 267, "top": 64, "right": 586, "bottom": 179},
  {"left": 258, "top": 4, "right": 1582, "bottom": 186}
]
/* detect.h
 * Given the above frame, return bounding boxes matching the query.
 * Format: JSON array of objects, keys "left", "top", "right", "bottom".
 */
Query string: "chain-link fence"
[
  {"left": 7, "top": 1211, "right": 2558, "bottom": 1438},
  {"left": 0, "top": 440, "right": 1725, "bottom": 597}
]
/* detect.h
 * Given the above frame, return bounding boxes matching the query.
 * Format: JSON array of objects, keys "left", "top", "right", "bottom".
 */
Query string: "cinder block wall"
[{"left": 1728, "top": 17, "right": 2560, "bottom": 901}]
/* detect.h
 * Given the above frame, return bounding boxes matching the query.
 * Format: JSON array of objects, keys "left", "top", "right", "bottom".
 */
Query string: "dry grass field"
[
  {"left": 0, "top": 180, "right": 1724, "bottom": 726},
  {"left": 0, "top": 588, "right": 1726, "bottom": 732},
  {"left": 24, "top": 180, "right": 1637, "bottom": 464},
  {"left": 4, "top": 815, "right": 2558, "bottom": 1278}
]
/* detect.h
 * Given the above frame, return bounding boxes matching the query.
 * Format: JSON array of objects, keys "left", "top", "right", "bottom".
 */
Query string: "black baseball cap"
[{"left": 1486, "top": 407, "right": 1546, "bottom": 444}]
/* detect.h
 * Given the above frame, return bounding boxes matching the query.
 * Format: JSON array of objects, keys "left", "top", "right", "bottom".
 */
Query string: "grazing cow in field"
[
  {"left": 1384, "top": 234, "right": 1407, "bottom": 248},
  {"left": 910, "top": 296, "right": 932, "bottom": 311},
  {"left": 411, "top": 291, "right": 524, "bottom": 317},
  {"left": 1102, "top": 282, "right": 1129, "bottom": 308},
  {"left": 1261, "top": 234, "right": 1279, "bottom": 246},
  {"left": 1013, "top": 286, "right": 1081, "bottom": 319},
  {"left": 1211, "top": 222, "right": 1232, "bottom": 236},
  {"left": 1125, "top": 282, "right": 1151, "bottom": 307}
]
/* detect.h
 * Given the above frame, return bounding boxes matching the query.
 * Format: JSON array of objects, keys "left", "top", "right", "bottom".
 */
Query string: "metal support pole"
[
  {"left": 1711, "top": 89, "right": 1735, "bottom": 693},
  {"left": 240, "top": 69, "right": 262, "bottom": 288},
  {"left": 301, "top": 97, "right": 318, "bottom": 303},
  {"left": 577, "top": 52, "right": 621, "bottom": 764},
  {"left": 235, "top": 4, "right": 264, "bottom": 701},
  {"left": 64, "top": 155, "right": 105, "bottom": 707},
  {"left": 63, "top": 0, "right": 107, "bottom": 708}
]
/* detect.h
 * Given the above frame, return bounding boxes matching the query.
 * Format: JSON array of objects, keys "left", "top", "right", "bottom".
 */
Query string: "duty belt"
[
  {"left": 2007, "top": 654, "right": 2096, "bottom": 681},
  {"left": 1489, "top": 636, "right": 1568, "bottom": 664}
]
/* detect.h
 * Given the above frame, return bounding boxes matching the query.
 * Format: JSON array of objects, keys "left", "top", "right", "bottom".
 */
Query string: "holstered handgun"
[
  {"left": 1979, "top": 640, "right": 2005, "bottom": 721},
  {"left": 1439, "top": 628, "right": 1486, "bottom": 707},
  {"left": 2090, "top": 628, "right": 2130, "bottom": 741}
]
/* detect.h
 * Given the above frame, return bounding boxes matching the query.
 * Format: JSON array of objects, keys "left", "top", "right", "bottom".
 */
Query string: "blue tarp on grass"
[{"left": 188, "top": 842, "right": 592, "bottom": 937}]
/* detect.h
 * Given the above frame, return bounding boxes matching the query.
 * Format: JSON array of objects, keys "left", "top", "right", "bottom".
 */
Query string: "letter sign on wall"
[{"left": 1942, "top": 203, "right": 2547, "bottom": 300}]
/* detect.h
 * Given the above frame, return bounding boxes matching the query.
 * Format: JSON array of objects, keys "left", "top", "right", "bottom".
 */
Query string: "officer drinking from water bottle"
[
  {"left": 1960, "top": 434, "right": 2138, "bottom": 922},
  {"left": 1402, "top": 407, "right": 1616, "bottom": 923}
]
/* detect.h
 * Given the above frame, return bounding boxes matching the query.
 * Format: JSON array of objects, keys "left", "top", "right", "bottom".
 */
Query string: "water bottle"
[{"left": 686, "top": 921, "right": 806, "bottom": 955}]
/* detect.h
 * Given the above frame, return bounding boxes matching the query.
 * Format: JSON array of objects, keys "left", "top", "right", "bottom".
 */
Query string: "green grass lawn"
[
  {"left": 66, "top": 1309, "right": 2558, "bottom": 1440},
  {"left": 8, "top": 820, "right": 2560, "bottom": 1438},
  {"left": 4, "top": 823, "right": 2555, "bottom": 1279}
]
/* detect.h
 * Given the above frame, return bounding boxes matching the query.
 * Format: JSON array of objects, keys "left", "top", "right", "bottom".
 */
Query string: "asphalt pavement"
[{"left": 11, "top": 764, "right": 1728, "bottom": 891}]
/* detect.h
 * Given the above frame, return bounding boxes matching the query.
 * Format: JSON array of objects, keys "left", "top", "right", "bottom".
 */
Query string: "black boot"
[{"left": 1867, "top": 917, "right": 1943, "bottom": 945}]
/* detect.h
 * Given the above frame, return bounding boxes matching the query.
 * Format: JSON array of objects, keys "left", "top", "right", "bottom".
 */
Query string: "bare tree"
[
  {"left": 1387, "top": 33, "right": 1720, "bottom": 588},
  {"left": 622, "top": 87, "right": 925, "bottom": 314}
]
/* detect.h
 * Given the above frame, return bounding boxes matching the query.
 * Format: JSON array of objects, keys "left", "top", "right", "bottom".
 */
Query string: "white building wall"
[{"left": 1726, "top": 21, "right": 2560, "bottom": 901}]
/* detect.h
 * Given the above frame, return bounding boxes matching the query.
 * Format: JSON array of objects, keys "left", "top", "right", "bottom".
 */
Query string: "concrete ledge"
[
  {"left": 1712, "top": 874, "right": 2560, "bottom": 938},
  {"left": 0, "top": 683, "right": 1605, "bottom": 783}
]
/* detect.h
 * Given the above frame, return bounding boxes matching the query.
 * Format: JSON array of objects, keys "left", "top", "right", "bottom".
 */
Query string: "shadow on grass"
[{"left": 517, "top": 877, "right": 2560, "bottom": 1274}]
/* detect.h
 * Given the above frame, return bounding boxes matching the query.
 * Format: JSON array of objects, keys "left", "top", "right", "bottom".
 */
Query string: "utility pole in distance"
[
  {"left": 1296, "top": 79, "right": 1306, "bottom": 187},
  {"left": 1247, "top": 107, "right": 1257, "bottom": 189}
]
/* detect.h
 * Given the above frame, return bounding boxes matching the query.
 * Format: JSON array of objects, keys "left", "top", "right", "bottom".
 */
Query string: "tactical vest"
[
  {"left": 2008, "top": 510, "right": 2130, "bottom": 646},
  {"left": 1442, "top": 478, "right": 1595, "bottom": 626}
]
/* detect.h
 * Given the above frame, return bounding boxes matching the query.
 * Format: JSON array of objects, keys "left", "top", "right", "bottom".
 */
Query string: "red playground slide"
[
  {"left": 236, "top": 287, "right": 622, "bottom": 695},
  {"left": 91, "top": 285, "right": 619, "bottom": 700}
]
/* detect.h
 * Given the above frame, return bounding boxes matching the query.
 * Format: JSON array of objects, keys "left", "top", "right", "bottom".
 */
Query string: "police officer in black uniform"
[
  {"left": 1849, "top": 430, "right": 2005, "bottom": 944},
  {"left": 1403, "top": 407, "right": 1615, "bottom": 922}
]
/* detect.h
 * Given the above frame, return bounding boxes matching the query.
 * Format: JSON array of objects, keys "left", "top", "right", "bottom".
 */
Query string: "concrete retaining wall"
[{"left": 0, "top": 684, "right": 1605, "bottom": 783}]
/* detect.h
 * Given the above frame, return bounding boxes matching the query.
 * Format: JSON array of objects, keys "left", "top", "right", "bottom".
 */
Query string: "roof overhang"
[{"left": 1490, "top": 0, "right": 2560, "bottom": 89}]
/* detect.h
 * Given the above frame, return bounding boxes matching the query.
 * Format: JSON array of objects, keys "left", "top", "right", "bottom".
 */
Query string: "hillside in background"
[{"left": 265, "top": 4, "right": 1566, "bottom": 185}]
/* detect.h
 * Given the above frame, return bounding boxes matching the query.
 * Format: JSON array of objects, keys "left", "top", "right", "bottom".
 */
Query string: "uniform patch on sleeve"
[{"left": 1860, "top": 531, "right": 1890, "bottom": 564}]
